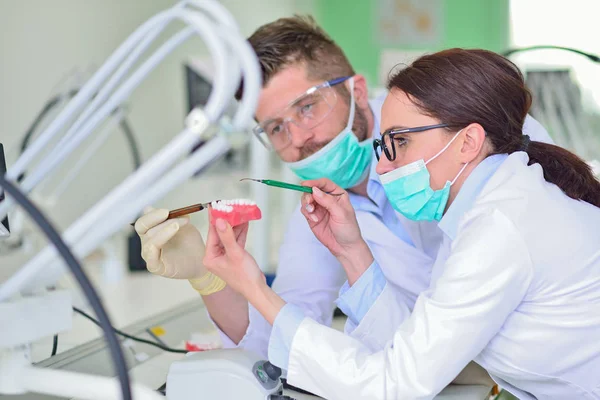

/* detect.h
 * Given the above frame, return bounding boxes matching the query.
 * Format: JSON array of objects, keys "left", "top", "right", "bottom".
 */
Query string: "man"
[{"left": 135, "top": 16, "right": 553, "bottom": 361}]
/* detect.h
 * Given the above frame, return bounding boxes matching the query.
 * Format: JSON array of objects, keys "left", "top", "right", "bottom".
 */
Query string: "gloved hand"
[{"left": 134, "top": 207, "right": 226, "bottom": 295}]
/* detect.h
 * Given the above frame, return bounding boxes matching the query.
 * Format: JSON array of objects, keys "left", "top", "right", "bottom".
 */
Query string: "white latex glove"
[{"left": 134, "top": 207, "right": 226, "bottom": 295}]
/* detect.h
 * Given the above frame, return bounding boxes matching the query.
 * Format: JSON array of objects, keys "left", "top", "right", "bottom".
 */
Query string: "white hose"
[{"left": 0, "top": 9, "right": 231, "bottom": 220}]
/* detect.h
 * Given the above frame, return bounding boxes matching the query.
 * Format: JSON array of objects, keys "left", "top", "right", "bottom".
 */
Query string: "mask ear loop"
[
  {"left": 424, "top": 128, "right": 469, "bottom": 185},
  {"left": 344, "top": 77, "right": 356, "bottom": 132},
  {"left": 425, "top": 128, "right": 464, "bottom": 166},
  {"left": 451, "top": 162, "right": 469, "bottom": 185}
]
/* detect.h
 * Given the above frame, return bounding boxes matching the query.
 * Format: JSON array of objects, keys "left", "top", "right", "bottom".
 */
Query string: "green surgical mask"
[
  {"left": 380, "top": 129, "right": 468, "bottom": 221},
  {"left": 285, "top": 78, "right": 373, "bottom": 189}
]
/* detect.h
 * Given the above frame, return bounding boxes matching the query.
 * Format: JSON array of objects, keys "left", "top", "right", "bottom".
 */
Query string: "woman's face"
[{"left": 377, "top": 89, "right": 469, "bottom": 191}]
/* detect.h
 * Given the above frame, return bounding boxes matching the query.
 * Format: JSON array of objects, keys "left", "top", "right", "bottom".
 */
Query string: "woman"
[{"left": 203, "top": 49, "right": 600, "bottom": 399}]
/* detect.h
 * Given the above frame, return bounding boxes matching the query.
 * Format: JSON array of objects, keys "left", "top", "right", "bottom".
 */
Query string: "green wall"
[{"left": 315, "top": 0, "right": 509, "bottom": 85}]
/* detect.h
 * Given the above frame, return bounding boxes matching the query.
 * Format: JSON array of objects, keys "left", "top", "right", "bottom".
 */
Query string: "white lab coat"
[{"left": 285, "top": 152, "right": 600, "bottom": 400}]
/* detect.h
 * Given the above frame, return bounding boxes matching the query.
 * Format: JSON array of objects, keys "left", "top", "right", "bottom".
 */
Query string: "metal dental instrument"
[
  {"left": 129, "top": 201, "right": 215, "bottom": 226},
  {"left": 240, "top": 178, "right": 344, "bottom": 196}
]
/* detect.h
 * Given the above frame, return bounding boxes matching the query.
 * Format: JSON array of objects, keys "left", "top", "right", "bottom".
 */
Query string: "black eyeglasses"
[{"left": 373, "top": 123, "right": 449, "bottom": 161}]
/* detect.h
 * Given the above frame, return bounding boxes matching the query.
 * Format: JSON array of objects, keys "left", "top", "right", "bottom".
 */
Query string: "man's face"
[{"left": 255, "top": 64, "right": 369, "bottom": 163}]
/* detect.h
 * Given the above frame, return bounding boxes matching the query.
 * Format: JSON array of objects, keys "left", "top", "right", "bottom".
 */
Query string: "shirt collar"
[{"left": 438, "top": 154, "right": 508, "bottom": 240}]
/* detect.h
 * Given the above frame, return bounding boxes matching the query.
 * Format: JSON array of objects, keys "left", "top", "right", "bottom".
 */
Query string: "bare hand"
[
  {"left": 300, "top": 178, "right": 364, "bottom": 257},
  {"left": 300, "top": 178, "right": 374, "bottom": 284},
  {"left": 202, "top": 218, "right": 266, "bottom": 299}
]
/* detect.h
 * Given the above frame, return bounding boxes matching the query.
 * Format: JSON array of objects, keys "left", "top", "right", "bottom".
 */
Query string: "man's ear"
[
  {"left": 351, "top": 74, "right": 370, "bottom": 110},
  {"left": 460, "top": 123, "right": 487, "bottom": 163}
]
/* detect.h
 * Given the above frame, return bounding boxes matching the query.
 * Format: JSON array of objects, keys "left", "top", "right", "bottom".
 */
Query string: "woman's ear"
[
  {"left": 460, "top": 123, "right": 487, "bottom": 163},
  {"left": 351, "top": 74, "right": 370, "bottom": 110}
]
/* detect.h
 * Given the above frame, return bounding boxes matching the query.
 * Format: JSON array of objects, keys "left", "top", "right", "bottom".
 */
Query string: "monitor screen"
[{"left": 185, "top": 64, "right": 213, "bottom": 113}]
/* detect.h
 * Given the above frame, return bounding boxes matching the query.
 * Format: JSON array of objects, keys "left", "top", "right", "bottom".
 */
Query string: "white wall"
[{"left": 0, "top": 0, "right": 316, "bottom": 278}]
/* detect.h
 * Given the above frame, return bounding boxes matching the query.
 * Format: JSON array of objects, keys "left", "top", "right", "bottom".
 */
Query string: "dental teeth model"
[{"left": 209, "top": 199, "right": 261, "bottom": 227}]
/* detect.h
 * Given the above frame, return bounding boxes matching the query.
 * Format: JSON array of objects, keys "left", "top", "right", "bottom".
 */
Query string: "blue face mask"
[
  {"left": 285, "top": 78, "right": 373, "bottom": 189},
  {"left": 380, "top": 129, "right": 468, "bottom": 222}
]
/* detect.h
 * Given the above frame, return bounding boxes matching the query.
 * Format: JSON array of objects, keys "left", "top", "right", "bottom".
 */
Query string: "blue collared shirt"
[
  {"left": 267, "top": 154, "right": 508, "bottom": 370},
  {"left": 335, "top": 260, "right": 386, "bottom": 326}
]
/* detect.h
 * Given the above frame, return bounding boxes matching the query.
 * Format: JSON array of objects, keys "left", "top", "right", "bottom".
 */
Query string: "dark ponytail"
[
  {"left": 526, "top": 140, "right": 600, "bottom": 207},
  {"left": 387, "top": 48, "right": 600, "bottom": 208}
]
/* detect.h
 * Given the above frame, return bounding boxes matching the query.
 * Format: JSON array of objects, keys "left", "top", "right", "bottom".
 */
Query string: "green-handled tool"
[{"left": 240, "top": 178, "right": 343, "bottom": 196}]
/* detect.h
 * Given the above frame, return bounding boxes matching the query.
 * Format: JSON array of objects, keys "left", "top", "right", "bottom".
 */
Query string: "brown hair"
[
  {"left": 236, "top": 15, "right": 354, "bottom": 99},
  {"left": 387, "top": 48, "right": 600, "bottom": 208}
]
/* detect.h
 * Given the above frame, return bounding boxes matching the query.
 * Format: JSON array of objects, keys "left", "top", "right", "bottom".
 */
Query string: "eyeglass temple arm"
[{"left": 328, "top": 76, "right": 352, "bottom": 86}]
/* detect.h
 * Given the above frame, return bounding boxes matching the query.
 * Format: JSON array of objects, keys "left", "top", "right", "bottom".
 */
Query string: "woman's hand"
[
  {"left": 202, "top": 219, "right": 265, "bottom": 300},
  {"left": 301, "top": 178, "right": 374, "bottom": 285},
  {"left": 202, "top": 218, "right": 286, "bottom": 324},
  {"left": 300, "top": 179, "right": 362, "bottom": 256}
]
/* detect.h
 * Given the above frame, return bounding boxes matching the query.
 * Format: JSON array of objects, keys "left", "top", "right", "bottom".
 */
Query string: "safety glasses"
[
  {"left": 373, "top": 123, "right": 449, "bottom": 161},
  {"left": 252, "top": 76, "right": 352, "bottom": 151}
]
